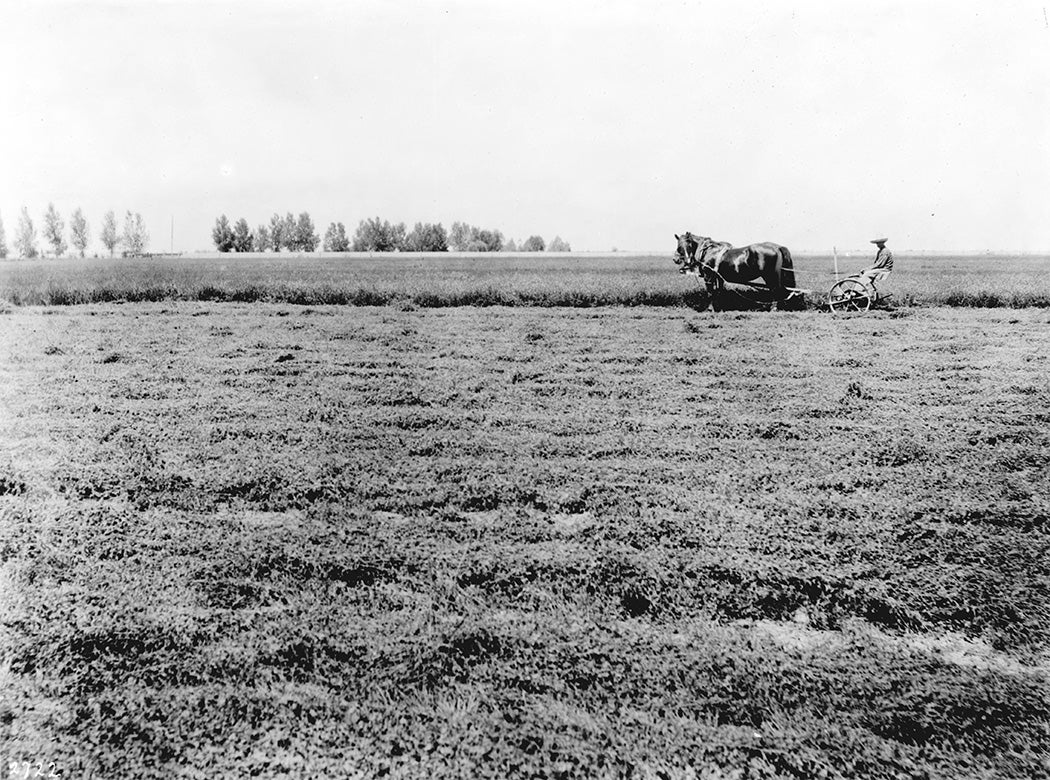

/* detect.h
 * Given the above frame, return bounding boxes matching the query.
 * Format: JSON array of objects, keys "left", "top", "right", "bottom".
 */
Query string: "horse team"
[{"left": 673, "top": 231, "right": 798, "bottom": 311}]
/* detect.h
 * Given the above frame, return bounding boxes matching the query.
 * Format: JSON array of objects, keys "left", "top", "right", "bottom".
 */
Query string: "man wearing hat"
[{"left": 861, "top": 237, "right": 893, "bottom": 282}]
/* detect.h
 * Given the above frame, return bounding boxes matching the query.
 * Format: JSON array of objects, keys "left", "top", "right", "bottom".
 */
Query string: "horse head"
[{"left": 673, "top": 232, "right": 702, "bottom": 272}]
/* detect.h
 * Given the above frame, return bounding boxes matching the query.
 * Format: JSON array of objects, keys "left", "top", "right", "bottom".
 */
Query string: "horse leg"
[
  {"left": 707, "top": 280, "right": 720, "bottom": 312},
  {"left": 702, "top": 268, "right": 722, "bottom": 312},
  {"left": 773, "top": 247, "right": 797, "bottom": 311},
  {"left": 762, "top": 266, "right": 788, "bottom": 310}
]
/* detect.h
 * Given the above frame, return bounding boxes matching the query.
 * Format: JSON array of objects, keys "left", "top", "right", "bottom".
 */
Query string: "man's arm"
[{"left": 873, "top": 248, "right": 893, "bottom": 270}]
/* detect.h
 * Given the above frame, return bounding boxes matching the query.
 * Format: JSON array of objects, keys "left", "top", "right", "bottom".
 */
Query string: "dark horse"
[{"left": 673, "top": 232, "right": 797, "bottom": 310}]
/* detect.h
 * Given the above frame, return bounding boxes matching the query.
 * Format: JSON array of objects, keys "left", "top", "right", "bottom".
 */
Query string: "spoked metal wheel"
[{"left": 828, "top": 278, "right": 872, "bottom": 312}]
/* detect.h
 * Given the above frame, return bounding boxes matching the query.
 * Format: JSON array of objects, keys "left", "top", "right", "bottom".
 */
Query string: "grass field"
[
  {"left": 1, "top": 301, "right": 1048, "bottom": 778},
  {"left": 2, "top": 252, "right": 1050, "bottom": 309}
]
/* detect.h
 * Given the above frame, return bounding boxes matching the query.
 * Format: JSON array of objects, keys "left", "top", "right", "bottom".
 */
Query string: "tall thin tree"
[
  {"left": 134, "top": 213, "right": 149, "bottom": 255},
  {"left": 295, "top": 212, "right": 320, "bottom": 252},
  {"left": 282, "top": 212, "right": 297, "bottom": 251},
  {"left": 43, "top": 202, "right": 67, "bottom": 257},
  {"left": 212, "top": 215, "right": 234, "bottom": 252},
  {"left": 253, "top": 224, "right": 271, "bottom": 253},
  {"left": 14, "top": 207, "right": 38, "bottom": 259},
  {"left": 232, "top": 218, "right": 253, "bottom": 253},
  {"left": 100, "top": 210, "right": 119, "bottom": 256},
  {"left": 269, "top": 213, "right": 285, "bottom": 252},
  {"left": 70, "top": 208, "right": 90, "bottom": 257},
  {"left": 122, "top": 211, "right": 149, "bottom": 256}
]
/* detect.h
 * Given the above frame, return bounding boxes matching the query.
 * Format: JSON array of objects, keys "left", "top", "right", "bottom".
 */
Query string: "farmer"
[{"left": 861, "top": 238, "right": 893, "bottom": 282}]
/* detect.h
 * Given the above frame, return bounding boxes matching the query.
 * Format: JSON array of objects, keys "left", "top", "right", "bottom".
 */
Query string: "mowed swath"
[{"left": 1, "top": 304, "right": 1048, "bottom": 778}]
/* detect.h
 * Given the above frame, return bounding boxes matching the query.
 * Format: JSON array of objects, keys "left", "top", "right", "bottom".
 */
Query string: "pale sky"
[{"left": 2, "top": 0, "right": 1049, "bottom": 252}]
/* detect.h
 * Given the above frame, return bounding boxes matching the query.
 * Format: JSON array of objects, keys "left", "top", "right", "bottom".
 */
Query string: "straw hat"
[{"left": 870, "top": 237, "right": 888, "bottom": 244}]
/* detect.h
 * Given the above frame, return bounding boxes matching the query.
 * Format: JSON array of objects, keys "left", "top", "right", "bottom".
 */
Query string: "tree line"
[
  {"left": 211, "top": 214, "right": 570, "bottom": 253},
  {"left": 0, "top": 205, "right": 149, "bottom": 259},
  {"left": 0, "top": 205, "right": 571, "bottom": 259}
]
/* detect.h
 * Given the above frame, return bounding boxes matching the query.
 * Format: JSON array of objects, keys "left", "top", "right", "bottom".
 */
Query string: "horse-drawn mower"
[
  {"left": 674, "top": 232, "right": 893, "bottom": 312},
  {"left": 679, "top": 265, "right": 810, "bottom": 311},
  {"left": 826, "top": 271, "right": 891, "bottom": 311}
]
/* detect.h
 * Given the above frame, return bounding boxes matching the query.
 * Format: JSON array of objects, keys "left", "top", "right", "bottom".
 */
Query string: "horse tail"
[{"left": 779, "top": 246, "right": 796, "bottom": 291}]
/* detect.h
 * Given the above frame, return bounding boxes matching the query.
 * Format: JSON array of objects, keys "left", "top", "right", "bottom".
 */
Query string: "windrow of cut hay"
[
  {"left": 2, "top": 253, "right": 1049, "bottom": 308},
  {"left": 5, "top": 281, "right": 704, "bottom": 309}
]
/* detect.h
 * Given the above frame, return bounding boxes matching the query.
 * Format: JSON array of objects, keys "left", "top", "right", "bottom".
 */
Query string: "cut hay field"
[
  {"left": 2, "top": 251, "right": 1050, "bottom": 308},
  {"left": 1, "top": 302, "right": 1048, "bottom": 778}
]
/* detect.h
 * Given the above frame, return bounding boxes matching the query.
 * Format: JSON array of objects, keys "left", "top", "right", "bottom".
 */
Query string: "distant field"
[
  {"left": 1, "top": 252, "right": 1049, "bottom": 307},
  {"left": 2, "top": 304, "right": 1048, "bottom": 778}
]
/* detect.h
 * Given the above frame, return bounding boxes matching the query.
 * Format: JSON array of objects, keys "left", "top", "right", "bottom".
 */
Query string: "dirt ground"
[{"left": 1, "top": 304, "right": 1048, "bottom": 778}]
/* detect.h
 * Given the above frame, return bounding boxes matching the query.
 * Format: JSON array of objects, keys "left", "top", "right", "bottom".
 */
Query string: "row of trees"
[
  {"left": 1, "top": 207, "right": 570, "bottom": 259},
  {"left": 505, "top": 235, "right": 571, "bottom": 252},
  {"left": 447, "top": 222, "right": 569, "bottom": 252},
  {"left": 0, "top": 206, "right": 149, "bottom": 259},
  {"left": 210, "top": 214, "right": 570, "bottom": 253},
  {"left": 211, "top": 212, "right": 322, "bottom": 253}
]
